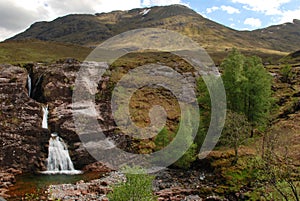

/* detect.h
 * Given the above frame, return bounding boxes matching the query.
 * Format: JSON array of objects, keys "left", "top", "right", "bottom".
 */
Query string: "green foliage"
[
  {"left": 195, "top": 77, "right": 211, "bottom": 148},
  {"left": 24, "top": 193, "right": 40, "bottom": 200},
  {"left": 249, "top": 155, "right": 300, "bottom": 201},
  {"left": 154, "top": 127, "right": 171, "bottom": 151},
  {"left": 250, "top": 129, "right": 300, "bottom": 201},
  {"left": 225, "top": 167, "right": 257, "bottom": 192},
  {"left": 108, "top": 166, "right": 157, "bottom": 201},
  {"left": 221, "top": 49, "right": 272, "bottom": 133},
  {"left": 265, "top": 181, "right": 300, "bottom": 201},
  {"left": 221, "top": 48, "right": 246, "bottom": 112},
  {"left": 280, "top": 65, "right": 295, "bottom": 83},
  {"left": 212, "top": 155, "right": 262, "bottom": 196},
  {"left": 218, "top": 110, "right": 250, "bottom": 163},
  {"left": 173, "top": 142, "right": 197, "bottom": 169},
  {"left": 172, "top": 110, "right": 198, "bottom": 169},
  {"left": 0, "top": 39, "right": 90, "bottom": 64}
]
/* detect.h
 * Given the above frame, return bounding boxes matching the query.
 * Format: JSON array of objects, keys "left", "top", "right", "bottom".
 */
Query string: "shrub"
[{"left": 108, "top": 166, "right": 157, "bottom": 201}]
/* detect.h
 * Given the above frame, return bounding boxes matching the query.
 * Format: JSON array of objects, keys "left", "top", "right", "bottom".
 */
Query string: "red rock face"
[
  {"left": 0, "top": 59, "right": 142, "bottom": 176},
  {"left": 0, "top": 64, "right": 48, "bottom": 172},
  {"left": 0, "top": 60, "right": 105, "bottom": 176},
  {"left": 0, "top": 62, "right": 77, "bottom": 173}
]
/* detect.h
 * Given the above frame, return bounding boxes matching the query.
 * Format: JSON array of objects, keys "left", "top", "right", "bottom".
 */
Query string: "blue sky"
[
  {"left": 185, "top": 0, "right": 300, "bottom": 30},
  {"left": 0, "top": 0, "right": 299, "bottom": 41}
]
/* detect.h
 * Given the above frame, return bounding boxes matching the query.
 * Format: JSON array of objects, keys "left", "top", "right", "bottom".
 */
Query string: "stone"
[{"left": 82, "top": 162, "right": 112, "bottom": 172}]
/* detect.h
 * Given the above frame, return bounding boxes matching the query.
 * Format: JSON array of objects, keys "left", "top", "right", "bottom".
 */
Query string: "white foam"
[{"left": 40, "top": 170, "right": 82, "bottom": 175}]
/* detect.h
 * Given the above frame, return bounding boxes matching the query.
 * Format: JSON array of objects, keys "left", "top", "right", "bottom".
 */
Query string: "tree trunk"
[{"left": 232, "top": 145, "right": 238, "bottom": 165}]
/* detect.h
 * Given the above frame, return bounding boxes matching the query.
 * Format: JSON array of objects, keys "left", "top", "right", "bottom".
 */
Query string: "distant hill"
[
  {"left": 0, "top": 39, "right": 91, "bottom": 64},
  {"left": 7, "top": 5, "right": 300, "bottom": 57},
  {"left": 9, "top": 5, "right": 239, "bottom": 48},
  {"left": 248, "top": 19, "right": 300, "bottom": 52},
  {"left": 280, "top": 49, "right": 300, "bottom": 65}
]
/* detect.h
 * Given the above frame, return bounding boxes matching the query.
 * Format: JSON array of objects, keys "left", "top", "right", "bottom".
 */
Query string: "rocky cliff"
[
  {"left": 0, "top": 60, "right": 106, "bottom": 176},
  {"left": 0, "top": 65, "right": 48, "bottom": 172}
]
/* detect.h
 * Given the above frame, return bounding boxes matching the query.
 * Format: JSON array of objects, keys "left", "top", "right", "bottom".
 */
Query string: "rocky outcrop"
[
  {"left": 34, "top": 59, "right": 110, "bottom": 169},
  {"left": 0, "top": 60, "right": 110, "bottom": 195},
  {"left": 0, "top": 59, "right": 120, "bottom": 173},
  {"left": 83, "top": 162, "right": 113, "bottom": 172},
  {"left": 0, "top": 64, "right": 49, "bottom": 172},
  {"left": 0, "top": 64, "right": 50, "bottom": 197}
]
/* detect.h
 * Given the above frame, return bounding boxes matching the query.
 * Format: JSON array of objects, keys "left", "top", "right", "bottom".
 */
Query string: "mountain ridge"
[{"left": 7, "top": 5, "right": 300, "bottom": 58}]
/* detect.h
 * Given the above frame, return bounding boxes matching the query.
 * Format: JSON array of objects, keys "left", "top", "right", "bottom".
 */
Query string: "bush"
[
  {"left": 280, "top": 65, "right": 294, "bottom": 83},
  {"left": 173, "top": 142, "right": 197, "bottom": 169},
  {"left": 154, "top": 127, "right": 172, "bottom": 151},
  {"left": 107, "top": 166, "right": 157, "bottom": 201}
]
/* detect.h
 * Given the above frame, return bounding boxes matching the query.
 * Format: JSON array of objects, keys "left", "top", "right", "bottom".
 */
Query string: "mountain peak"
[{"left": 293, "top": 19, "right": 300, "bottom": 24}]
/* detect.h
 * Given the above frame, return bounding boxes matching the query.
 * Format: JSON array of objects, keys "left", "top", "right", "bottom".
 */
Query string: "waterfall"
[
  {"left": 27, "top": 74, "right": 32, "bottom": 97},
  {"left": 42, "top": 133, "right": 81, "bottom": 175},
  {"left": 42, "top": 105, "right": 48, "bottom": 129}
]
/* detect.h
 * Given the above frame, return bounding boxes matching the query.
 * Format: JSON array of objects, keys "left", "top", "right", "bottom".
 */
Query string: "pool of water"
[{"left": 7, "top": 171, "right": 104, "bottom": 200}]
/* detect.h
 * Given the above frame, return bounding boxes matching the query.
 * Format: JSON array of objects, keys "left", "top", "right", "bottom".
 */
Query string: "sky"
[{"left": 0, "top": 0, "right": 299, "bottom": 41}]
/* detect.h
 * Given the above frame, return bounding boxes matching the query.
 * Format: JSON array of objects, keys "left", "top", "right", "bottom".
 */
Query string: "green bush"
[
  {"left": 173, "top": 142, "right": 197, "bottom": 169},
  {"left": 280, "top": 64, "right": 295, "bottom": 83},
  {"left": 108, "top": 166, "right": 157, "bottom": 201},
  {"left": 154, "top": 127, "right": 172, "bottom": 151}
]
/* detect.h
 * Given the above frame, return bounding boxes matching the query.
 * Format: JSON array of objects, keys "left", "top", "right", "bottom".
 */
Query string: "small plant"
[
  {"left": 24, "top": 192, "right": 39, "bottom": 200},
  {"left": 154, "top": 127, "right": 171, "bottom": 151},
  {"left": 107, "top": 166, "right": 157, "bottom": 201},
  {"left": 280, "top": 65, "right": 295, "bottom": 83}
]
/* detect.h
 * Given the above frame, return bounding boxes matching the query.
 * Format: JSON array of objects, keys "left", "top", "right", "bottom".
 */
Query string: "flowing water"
[
  {"left": 42, "top": 133, "right": 81, "bottom": 175},
  {"left": 42, "top": 106, "right": 48, "bottom": 129},
  {"left": 27, "top": 74, "right": 31, "bottom": 97}
]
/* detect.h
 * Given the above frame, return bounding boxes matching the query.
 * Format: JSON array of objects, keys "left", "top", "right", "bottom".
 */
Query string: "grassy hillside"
[
  {"left": 0, "top": 39, "right": 92, "bottom": 64},
  {"left": 249, "top": 19, "right": 300, "bottom": 52},
  {"left": 279, "top": 50, "right": 300, "bottom": 65}
]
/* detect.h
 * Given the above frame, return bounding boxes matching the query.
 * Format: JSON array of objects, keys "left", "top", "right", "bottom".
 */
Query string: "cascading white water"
[
  {"left": 27, "top": 74, "right": 32, "bottom": 97},
  {"left": 42, "top": 133, "right": 81, "bottom": 174},
  {"left": 42, "top": 105, "right": 48, "bottom": 129}
]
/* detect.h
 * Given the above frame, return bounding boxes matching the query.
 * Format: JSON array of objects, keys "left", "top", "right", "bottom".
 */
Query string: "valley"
[{"left": 0, "top": 4, "right": 299, "bottom": 201}]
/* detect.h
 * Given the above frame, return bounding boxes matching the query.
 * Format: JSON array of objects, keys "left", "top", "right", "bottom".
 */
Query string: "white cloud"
[
  {"left": 0, "top": 27, "right": 19, "bottom": 41},
  {"left": 45, "top": 0, "right": 141, "bottom": 16},
  {"left": 277, "top": 7, "right": 300, "bottom": 23},
  {"left": 0, "top": 0, "right": 143, "bottom": 41},
  {"left": 141, "top": 0, "right": 189, "bottom": 7},
  {"left": 231, "top": 0, "right": 291, "bottom": 15},
  {"left": 0, "top": 0, "right": 195, "bottom": 41},
  {"left": 220, "top": 5, "right": 240, "bottom": 14},
  {"left": 244, "top": 17, "right": 262, "bottom": 27},
  {"left": 206, "top": 6, "right": 219, "bottom": 13},
  {"left": 206, "top": 5, "right": 240, "bottom": 14}
]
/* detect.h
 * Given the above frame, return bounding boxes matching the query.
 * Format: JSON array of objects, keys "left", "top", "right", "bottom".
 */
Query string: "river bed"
[{"left": 7, "top": 171, "right": 104, "bottom": 200}]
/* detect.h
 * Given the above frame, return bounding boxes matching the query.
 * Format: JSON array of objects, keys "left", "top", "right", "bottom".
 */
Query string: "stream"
[{"left": 7, "top": 171, "right": 104, "bottom": 200}]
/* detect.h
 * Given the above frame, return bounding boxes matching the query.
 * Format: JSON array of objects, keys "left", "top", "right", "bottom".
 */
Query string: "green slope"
[{"left": 0, "top": 39, "right": 92, "bottom": 64}]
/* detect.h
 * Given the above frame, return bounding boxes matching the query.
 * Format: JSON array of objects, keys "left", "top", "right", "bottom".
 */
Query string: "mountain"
[
  {"left": 248, "top": 19, "right": 300, "bottom": 52},
  {"left": 7, "top": 5, "right": 300, "bottom": 59},
  {"left": 9, "top": 5, "right": 241, "bottom": 48}
]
